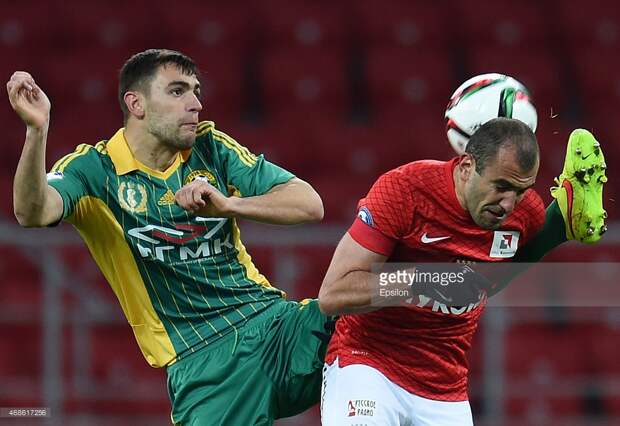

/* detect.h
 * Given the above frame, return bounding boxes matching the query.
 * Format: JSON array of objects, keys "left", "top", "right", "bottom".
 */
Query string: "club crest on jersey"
[
  {"left": 358, "top": 206, "right": 374, "bottom": 226},
  {"left": 489, "top": 230, "right": 520, "bottom": 258},
  {"left": 118, "top": 181, "right": 148, "bottom": 213},
  {"left": 185, "top": 170, "right": 217, "bottom": 186}
]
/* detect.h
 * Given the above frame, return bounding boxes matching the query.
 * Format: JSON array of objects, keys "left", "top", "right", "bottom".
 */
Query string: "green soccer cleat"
[{"left": 551, "top": 129, "right": 607, "bottom": 244}]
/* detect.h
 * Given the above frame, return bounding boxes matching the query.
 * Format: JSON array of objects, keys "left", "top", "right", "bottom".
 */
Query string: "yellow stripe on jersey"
[
  {"left": 195, "top": 121, "right": 257, "bottom": 168},
  {"left": 51, "top": 143, "right": 91, "bottom": 173},
  {"left": 196, "top": 120, "right": 213, "bottom": 136},
  {"left": 94, "top": 140, "right": 107, "bottom": 154},
  {"left": 67, "top": 196, "right": 177, "bottom": 367},
  {"left": 212, "top": 130, "right": 257, "bottom": 168},
  {"left": 229, "top": 184, "right": 284, "bottom": 297},
  {"left": 231, "top": 219, "right": 285, "bottom": 297}
]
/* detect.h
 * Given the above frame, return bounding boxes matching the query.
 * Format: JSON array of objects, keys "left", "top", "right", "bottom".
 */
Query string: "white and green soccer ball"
[{"left": 445, "top": 73, "right": 538, "bottom": 155}]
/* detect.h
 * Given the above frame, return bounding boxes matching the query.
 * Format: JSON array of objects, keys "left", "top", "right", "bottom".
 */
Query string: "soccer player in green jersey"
[{"left": 8, "top": 49, "right": 334, "bottom": 425}]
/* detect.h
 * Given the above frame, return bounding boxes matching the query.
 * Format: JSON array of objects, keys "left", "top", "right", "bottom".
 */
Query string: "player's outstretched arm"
[
  {"left": 7, "top": 72, "right": 63, "bottom": 227},
  {"left": 175, "top": 177, "right": 323, "bottom": 225},
  {"left": 318, "top": 232, "right": 388, "bottom": 315}
]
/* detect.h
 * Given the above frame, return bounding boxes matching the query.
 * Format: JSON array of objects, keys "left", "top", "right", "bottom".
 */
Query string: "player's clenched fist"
[
  {"left": 6, "top": 71, "right": 51, "bottom": 131},
  {"left": 175, "top": 178, "right": 236, "bottom": 217}
]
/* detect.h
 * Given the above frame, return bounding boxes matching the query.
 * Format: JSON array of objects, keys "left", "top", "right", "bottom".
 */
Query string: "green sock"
[{"left": 513, "top": 200, "right": 567, "bottom": 263}]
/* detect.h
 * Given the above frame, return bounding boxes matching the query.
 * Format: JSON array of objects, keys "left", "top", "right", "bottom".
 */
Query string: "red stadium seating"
[
  {"left": 256, "top": 0, "right": 350, "bottom": 49},
  {"left": 51, "top": 0, "right": 159, "bottom": 52},
  {"left": 505, "top": 323, "right": 597, "bottom": 377},
  {"left": 309, "top": 172, "right": 377, "bottom": 223},
  {"left": 89, "top": 324, "right": 157, "bottom": 382},
  {"left": 504, "top": 319, "right": 619, "bottom": 418},
  {"left": 0, "top": 247, "right": 41, "bottom": 306},
  {"left": 572, "top": 47, "right": 620, "bottom": 112},
  {"left": 555, "top": 0, "right": 620, "bottom": 48},
  {"left": 0, "top": 324, "right": 41, "bottom": 377},
  {"left": 366, "top": 47, "right": 454, "bottom": 120},
  {"left": 276, "top": 246, "right": 335, "bottom": 300},
  {"left": 453, "top": 0, "right": 550, "bottom": 48},
  {"left": 0, "top": 1, "right": 56, "bottom": 50},
  {"left": 41, "top": 50, "right": 121, "bottom": 109},
  {"left": 589, "top": 322, "right": 620, "bottom": 375},
  {"left": 261, "top": 48, "right": 349, "bottom": 120},
  {"left": 182, "top": 47, "right": 246, "bottom": 124},
  {"left": 225, "top": 119, "right": 318, "bottom": 177},
  {"left": 351, "top": 0, "right": 448, "bottom": 48},
  {"left": 156, "top": 1, "right": 256, "bottom": 52},
  {"left": 506, "top": 395, "right": 585, "bottom": 418},
  {"left": 241, "top": 246, "right": 275, "bottom": 282}
]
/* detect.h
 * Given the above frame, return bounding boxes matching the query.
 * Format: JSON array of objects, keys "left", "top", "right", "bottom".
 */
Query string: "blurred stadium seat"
[
  {"left": 366, "top": 47, "right": 454, "bottom": 120},
  {"left": 256, "top": 0, "right": 350, "bottom": 49},
  {"left": 0, "top": 324, "right": 41, "bottom": 378},
  {"left": 261, "top": 48, "right": 349, "bottom": 119},
  {"left": 506, "top": 323, "right": 597, "bottom": 377},
  {"left": 555, "top": 0, "right": 620, "bottom": 49},
  {"left": 453, "top": 0, "right": 550, "bottom": 48},
  {"left": 51, "top": 0, "right": 159, "bottom": 52},
  {"left": 156, "top": 1, "right": 255, "bottom": 52},
  {"left": 182, "top": 47, "right": 246, "bottom": 125},
  {"left": 309, "top": 172, "right": 376, "bottom": 223},
  {"left": 572, "top": 47, "right": 620, "bottom": 120},
  {"left": 0, "top": 247, "right": 41, "bottom": 306},
  {"left": 351, "top": 0, "right": 449, "bottom": 48},
  {"left": 0, "top": 1, "right": 56, "bottom": 52}
]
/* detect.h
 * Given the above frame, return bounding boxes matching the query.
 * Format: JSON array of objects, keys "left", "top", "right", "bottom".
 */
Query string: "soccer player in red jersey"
[{"left": 319, "top": 118, "right": 544, "bottom": 425}]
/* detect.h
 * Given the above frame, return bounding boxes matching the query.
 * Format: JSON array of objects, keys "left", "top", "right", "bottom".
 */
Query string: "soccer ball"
[{"left": 445, "top": 73, "right": 538, "bottom": 155}]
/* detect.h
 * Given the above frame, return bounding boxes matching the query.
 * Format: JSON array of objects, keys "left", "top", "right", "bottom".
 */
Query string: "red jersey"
[{"left": 325, "top": 158, "right": 545, "bottom": 401}]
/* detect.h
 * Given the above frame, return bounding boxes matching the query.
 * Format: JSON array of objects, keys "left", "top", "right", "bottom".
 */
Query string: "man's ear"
[
  {"left": 124, "top": 91, "right": 145, "bottom": 119},
  {"left": 457, "top": 154, "right": 475, "bottom": 182}
]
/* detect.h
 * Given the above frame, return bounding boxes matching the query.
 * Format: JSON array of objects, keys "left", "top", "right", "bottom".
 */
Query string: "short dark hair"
[
  {"left": 465, "top": 118, "right": 539, "bottom": 174},
  {"left": 118, "top": 49, "right": 199, "bottom": 122}
]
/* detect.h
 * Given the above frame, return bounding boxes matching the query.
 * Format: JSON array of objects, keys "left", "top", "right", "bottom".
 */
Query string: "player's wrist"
[
  {"left": 222, "top": 195, "right": 242, "bottom": 218},
  {"left": 26, "top": 123, "right": 49, "bottom": 138}
]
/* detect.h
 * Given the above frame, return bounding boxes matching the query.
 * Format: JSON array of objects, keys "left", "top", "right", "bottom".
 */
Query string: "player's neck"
[
  {"left": 124, "top": 123, "right": 179, "bottom": 172},
  {"left": 452, "top": 166, "right": 468, "bottom": 210}
]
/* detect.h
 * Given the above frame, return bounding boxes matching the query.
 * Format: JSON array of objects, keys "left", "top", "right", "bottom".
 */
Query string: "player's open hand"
[
  {"left": 175, "top": 178, "right": 236, "bottom": 217},
  {"left": 6, "top": 72, "right": 51, "bottom": 131}
]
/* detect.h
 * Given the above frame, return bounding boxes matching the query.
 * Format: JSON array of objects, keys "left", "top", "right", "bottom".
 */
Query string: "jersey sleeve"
[
  {"left": 46, "top": 144, "right": 102, "bottom": 225},
  {"left": 206, "top": 124, "right": 295, "bottom": 197},
  {"left": 348, "top": 167, "right": 415, "bottom": 256}
]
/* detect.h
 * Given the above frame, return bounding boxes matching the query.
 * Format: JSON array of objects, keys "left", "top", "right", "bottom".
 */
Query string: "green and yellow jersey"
[{"left": 47, "top": 121, "right": 293, "bottom": 367}]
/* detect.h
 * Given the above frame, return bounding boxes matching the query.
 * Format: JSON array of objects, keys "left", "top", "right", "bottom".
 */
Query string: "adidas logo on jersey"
[{"left": 158, "top": 189, "right": 176, "bottom": 206}]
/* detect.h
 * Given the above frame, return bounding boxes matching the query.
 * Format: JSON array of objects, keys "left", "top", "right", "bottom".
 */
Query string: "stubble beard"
[{"left": 147, "top": 119, "right": 195, "bottom": 151}]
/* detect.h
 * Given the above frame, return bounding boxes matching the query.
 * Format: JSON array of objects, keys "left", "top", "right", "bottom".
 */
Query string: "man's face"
[
  {"left": 142, "top": 64, "right": 202, "bottom": 150},
  {"left": 462, "top": 145, "right": 538, "bottom": 230}
]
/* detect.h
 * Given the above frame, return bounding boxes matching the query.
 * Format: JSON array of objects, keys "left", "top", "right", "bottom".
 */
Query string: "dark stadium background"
[{"left": 1, "top": 0, "right": 619, "bottom": 425}]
